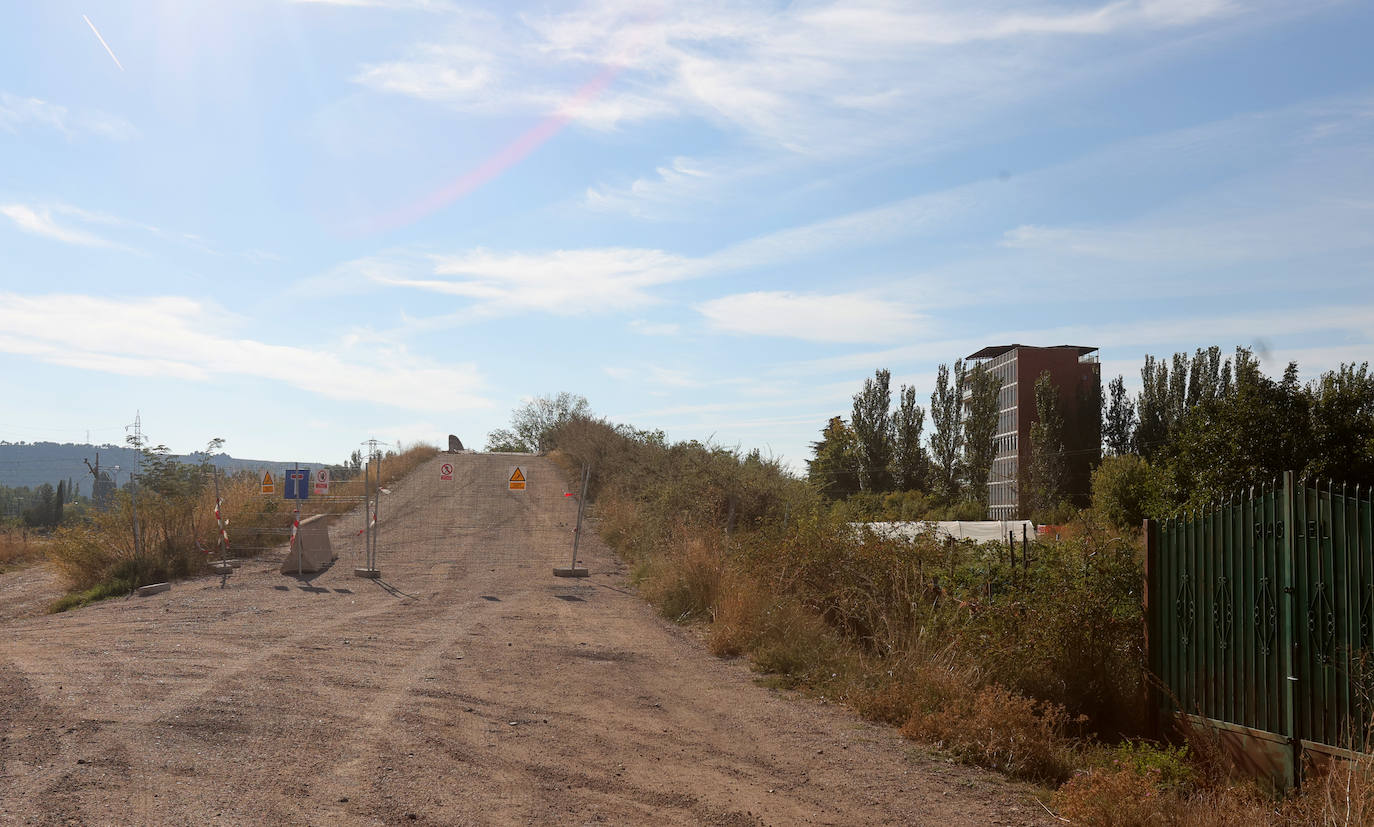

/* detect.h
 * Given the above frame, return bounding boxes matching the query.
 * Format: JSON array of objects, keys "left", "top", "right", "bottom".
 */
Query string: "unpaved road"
[{"left": 2, "top": 453, "right": 1049, "bottom": 825}]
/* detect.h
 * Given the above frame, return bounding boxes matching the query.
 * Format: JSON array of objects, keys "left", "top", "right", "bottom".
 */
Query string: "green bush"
[{"left": 1091, "top": 454, "right": 1161, "bottom": 530}]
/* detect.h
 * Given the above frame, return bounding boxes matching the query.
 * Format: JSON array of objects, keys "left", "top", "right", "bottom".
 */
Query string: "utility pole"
[{"left": 126, "top": 412, "right": 143, "bottom": 564}]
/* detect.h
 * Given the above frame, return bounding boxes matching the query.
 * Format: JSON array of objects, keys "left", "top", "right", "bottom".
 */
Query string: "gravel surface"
[{"left": 1, "top": 453, "right": 1051, "bottom": 825}]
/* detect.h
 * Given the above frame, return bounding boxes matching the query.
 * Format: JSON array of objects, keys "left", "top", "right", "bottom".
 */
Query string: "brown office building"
[{"left": 965, "top": 345, "right": 1102, "bottom": 520}]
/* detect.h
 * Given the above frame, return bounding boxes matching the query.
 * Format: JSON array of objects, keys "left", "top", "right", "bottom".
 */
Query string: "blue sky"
[{"left": 1, "top": 0, "right": 1372, "bottom": 469}]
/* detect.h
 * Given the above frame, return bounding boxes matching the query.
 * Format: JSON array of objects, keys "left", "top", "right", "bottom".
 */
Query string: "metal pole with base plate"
[
  {"left": 355, "top": 459, "right": 381, "bottom": 579},
  {"left": 555, "top": 464, "right": 591, "bottom": 578}
]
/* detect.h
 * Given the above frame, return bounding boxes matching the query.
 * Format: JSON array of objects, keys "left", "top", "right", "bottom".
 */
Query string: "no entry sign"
[{"left": 439, "top": 462, "right": 454, "bottom": 481}]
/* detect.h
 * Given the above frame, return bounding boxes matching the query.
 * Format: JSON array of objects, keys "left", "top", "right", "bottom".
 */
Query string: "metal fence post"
[
  {"left": 555, "top": 464, "right": 591, "bottom": 578},
  {"left": 1280, "top": 470, "right": 1301, "bottom": 790}
]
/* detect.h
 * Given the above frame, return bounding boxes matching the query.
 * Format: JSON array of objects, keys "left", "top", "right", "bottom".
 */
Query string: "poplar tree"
[
  {"left": 928, "top": 360, "right": 966, "bottom": 501},
  {"left": 850, "top": 369, "right": 893, "bottom": 492},
  {"left": 890, "top": 384, "right": 927, "bottom": 491},
  {"left": 1102, "top": 375, "right": 1137, "bottom": 456},
  {"left": 961, "top": 363, "right": 1000, "bottom": 506},
  {"left": 1028, "top": 371, "right": 1068, "bottom": 518}
]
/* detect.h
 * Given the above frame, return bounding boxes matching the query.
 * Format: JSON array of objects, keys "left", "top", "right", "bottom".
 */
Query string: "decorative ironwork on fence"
[{"left": 1146, "top": 472, "right": 1374, "bottom": 790}]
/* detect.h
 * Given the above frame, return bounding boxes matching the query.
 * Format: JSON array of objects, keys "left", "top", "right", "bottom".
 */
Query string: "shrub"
[
  {"left": 903, "top": 684, "right": 1083, "bottom": 783},
  {"left": 1054, "top": 767, "right": 1169, "bottom": 825},
  {"left": 1091, "top": 454, "right": 1161, "bottom": 530}
]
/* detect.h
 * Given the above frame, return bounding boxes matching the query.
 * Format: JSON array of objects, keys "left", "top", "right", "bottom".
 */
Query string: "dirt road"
[{"left": 1, "top": 453, "right": 1049, "bottom": 825}]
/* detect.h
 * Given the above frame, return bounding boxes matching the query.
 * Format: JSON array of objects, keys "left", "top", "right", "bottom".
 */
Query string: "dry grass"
[{"left": 0, "top": 529, "right": 45, "bottom": 571}]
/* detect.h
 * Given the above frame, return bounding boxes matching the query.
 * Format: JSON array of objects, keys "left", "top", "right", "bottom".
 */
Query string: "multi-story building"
[{"left": 965, "top": 344, "right": 1102, "bottom": 520}]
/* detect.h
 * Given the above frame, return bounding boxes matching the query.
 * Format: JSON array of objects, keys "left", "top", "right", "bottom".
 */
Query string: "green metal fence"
[{"left": 1146, "top": 471, "right": 1374, "bottom": 789}]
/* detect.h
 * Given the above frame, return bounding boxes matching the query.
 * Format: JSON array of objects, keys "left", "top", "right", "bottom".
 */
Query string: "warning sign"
[
  {"left": 508, "top": 466, "right": 526, "bottom": 492},
  {"left": 313, "top": 468, "right": 331, "bottom": 495},
  {"left": 440, "top": 462, "right": 454, "bottom": 482},
  {"left": 260, "top": 471, "right": 275, "bottom": 495}
]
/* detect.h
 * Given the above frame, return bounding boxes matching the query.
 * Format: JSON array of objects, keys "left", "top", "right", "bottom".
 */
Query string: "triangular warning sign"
[
  {"left": 262, "top": 471, "right": 274, "bottom": 486},
  {"left": 510, "top": 468, "right": 525, "bottom": 482}
]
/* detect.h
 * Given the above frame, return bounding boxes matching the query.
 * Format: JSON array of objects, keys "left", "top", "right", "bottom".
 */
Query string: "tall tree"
[
  {"left": 1135, "top": 355, "right": 1169, "bottom": 457},
  {"left": 53, "top": 480, "right": 65, "bottom": 527},
  {"left": 850, "top": 369, "right": 894, "bottom": 492},
  {"left": 1102, "top": 375, "right": 1137, "bottom": 456},
  {"left": 1027, "top": 371, "right": 1068, "bottom": 518},
  {"left": 961, "top": 363, "right": 999, "bottom": 506},
  {"left": 890, "top": 384, "right": 927, "bottom": 491},
  {"left": 1163, "top": 351, "right": 1311, "bottom": 511},
  {"left": 807, "top": 417, "right": 862, "bottom": 499},
  {"left": 22, "top": 483, "right": 55, "bottom": 528},
  {"left": 1306, "top": 362, "right": 1374, "bottom": 484},
  {"left": 928, "top": 360, "right": 966, "bottom": 500}
]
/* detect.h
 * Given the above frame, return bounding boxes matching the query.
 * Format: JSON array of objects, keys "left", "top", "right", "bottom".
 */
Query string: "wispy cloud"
[
  {"left": 0, "top": 204, "right": 127, "bottom": 249},
  {"left": 698, "top": 291, "right": 925, "bottom": 344},
  {"left": 0, "top": 293, "right": 491, "bottom": 412},
  {"left": 412, "top": 247, "right": 692, "bottom": 314},
  {"left": 585, "top": 156, "right": 720, "bottom": 217},
  {"left": 352, "top": 0, "right": 1264, "bottom": 156},
  {"left": 0, "top": 92, "right": 136, "bottom": 140}
]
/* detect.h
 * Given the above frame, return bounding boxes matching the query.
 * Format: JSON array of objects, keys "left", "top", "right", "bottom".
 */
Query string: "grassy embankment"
[
  {"left": 44, "top": 444, "right": 437, "bottom": 612},
  {"left": 548, "top": 417, "right": 1374, "bottom": 825}
]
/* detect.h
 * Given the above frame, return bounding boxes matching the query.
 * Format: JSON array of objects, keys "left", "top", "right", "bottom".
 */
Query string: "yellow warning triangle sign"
[
  {"left": 262, "top": 471, "right": 274, "bottom": 486},
  {"left": 509, "top": 467, "right": 525, "bottom": 482}
]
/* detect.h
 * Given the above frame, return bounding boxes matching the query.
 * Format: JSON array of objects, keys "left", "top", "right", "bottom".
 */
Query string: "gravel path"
[{"left": 0, "top": 453, "right": 1050, "bottom": 825}]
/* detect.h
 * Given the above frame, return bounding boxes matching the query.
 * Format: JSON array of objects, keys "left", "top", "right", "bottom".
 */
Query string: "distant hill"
[{"left": 0, "top": 441, "right": 331, "bottom": 491}]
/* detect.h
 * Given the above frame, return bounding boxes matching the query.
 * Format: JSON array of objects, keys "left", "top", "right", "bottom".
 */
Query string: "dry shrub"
[
  {"left": 749, "top": 597, "right": 849, "bottom": 687},
  {"left": 903, "top": 684, "right": 1082, "bottom": 783},
  {"left": 637, "top": 535, "right": 725, "bottom": 624},
  {"left": 1055, "top": 767, "right": 1171, "bottom": 826},
  {"left": 707, "top": 569, "right": 771, "bottom": 657},
  {"left": 1283, "top": 753, "right": 1374, "bottom": 825}
]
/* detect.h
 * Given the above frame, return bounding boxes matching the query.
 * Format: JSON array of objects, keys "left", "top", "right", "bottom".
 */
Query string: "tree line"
[
  {"left": 1093, "top": 347, "right": 1374, "bottom": 526},
  {"left": 0, "top": 479, "right": 85, "bottom": 529},
  {"left": 808, "top": 346, "right": 1373, "bottom": 526}
]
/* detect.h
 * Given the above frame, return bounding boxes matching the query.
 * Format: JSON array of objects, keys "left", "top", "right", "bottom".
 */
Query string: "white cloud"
[
  {"left": 586, "top": 156, "right": 726, "bottom": 217},
  {"left": 698, "top": 291, "right": 924, "bottom": 344},
  {"left": 352, "top": 0, "right": 1258, "bottom": 153},
  {"left": 0, "top": 92, "right": 136, "bottom": 140},
  {"left": 371, "top": 247, "right": 694, "bottom": 315},
  {"left": 0, "top": 204, "right": 126, "bottom": 249},
  {"left": 0, "top": 293, "right": 491, "bottom": 412}
]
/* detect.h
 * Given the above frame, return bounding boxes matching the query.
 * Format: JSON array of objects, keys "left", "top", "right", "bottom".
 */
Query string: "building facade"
[{"left": 965, "top": 344, "right": 1102, "bottom": 520}]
